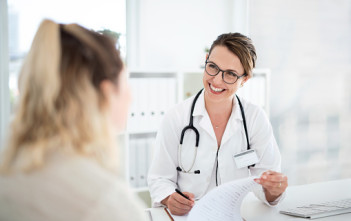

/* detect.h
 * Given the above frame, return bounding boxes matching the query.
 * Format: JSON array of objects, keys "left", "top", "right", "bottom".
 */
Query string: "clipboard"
[{"left": 147, "top": 207, "right": 188, "bottom": 221}]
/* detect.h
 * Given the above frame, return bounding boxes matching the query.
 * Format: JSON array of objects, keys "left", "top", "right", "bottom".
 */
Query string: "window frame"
[{"left": 0, "top": 0, "right": 10, "bottom": 145}]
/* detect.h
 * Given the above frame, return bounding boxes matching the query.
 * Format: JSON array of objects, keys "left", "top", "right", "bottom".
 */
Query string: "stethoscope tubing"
[{"left": 177, "top": 88, "right": 253, "bottom": 175}]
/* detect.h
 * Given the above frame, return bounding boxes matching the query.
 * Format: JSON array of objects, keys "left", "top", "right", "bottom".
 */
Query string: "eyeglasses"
[{"left": 205, "top": 60, "right": 246, "bottom": 84}]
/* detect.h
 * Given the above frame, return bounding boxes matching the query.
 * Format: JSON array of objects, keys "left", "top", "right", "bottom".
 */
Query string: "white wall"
[{"left": 126, "top": 0, "right": 249, "bottom": 71}]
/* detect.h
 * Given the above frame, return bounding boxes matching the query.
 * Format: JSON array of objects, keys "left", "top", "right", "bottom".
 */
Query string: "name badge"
[{"left": 233, "top": 149, "right": 259, "bottom": 169}]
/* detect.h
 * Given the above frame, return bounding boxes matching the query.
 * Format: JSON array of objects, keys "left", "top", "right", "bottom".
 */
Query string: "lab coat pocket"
[{"left": 177, "top": 171, "right": 207, "bottom": 200}]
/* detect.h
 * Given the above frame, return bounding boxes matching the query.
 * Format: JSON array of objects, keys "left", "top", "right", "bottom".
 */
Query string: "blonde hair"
[
  {"left": 209, "top": 33, "right": 257, "bottom": 78},
  {"left": 1, "top": 19, "right": 123, "bottom": 172}
]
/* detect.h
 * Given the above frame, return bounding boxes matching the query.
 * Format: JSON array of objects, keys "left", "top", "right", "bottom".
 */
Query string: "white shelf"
[{"left": 124, "top": 71, "right": 179, "bottom": 190}]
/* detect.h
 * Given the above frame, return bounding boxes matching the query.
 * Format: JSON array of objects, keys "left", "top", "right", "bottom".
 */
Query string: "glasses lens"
[
  {"left": 223, "top": 71, "right": 238, "bottom": 84},
  {"left": 205, "top": 62, "right": 219, "bottom": 76}
]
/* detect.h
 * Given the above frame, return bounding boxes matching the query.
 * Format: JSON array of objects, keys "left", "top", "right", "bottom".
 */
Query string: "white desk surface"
[
  {"left": 148, "top": 178, "right": 351, "bottom": 221},
  {"left": 242, "top": 178, "right": 351, "bottom": 221}
]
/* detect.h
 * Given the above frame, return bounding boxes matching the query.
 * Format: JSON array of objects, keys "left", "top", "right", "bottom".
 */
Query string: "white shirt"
[
  {"left": 148, "top": 90, "right": 283, "bottom": 207},
  {"left": 0, "top": 152, "right": 147, "bottom": 221}
]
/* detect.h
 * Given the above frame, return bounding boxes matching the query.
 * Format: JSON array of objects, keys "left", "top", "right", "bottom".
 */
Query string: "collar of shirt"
[
  {"left": 192, "top": 90, "right": 243, "bottom": 121},
  {"left": 191, "top": 90, "right": 244, "bottom": 145}
]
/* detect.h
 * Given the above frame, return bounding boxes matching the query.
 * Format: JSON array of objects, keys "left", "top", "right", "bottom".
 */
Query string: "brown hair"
[
  {"left": 1, "top": 19, "right": 123, "bottom": 172},
  {"left": 209, "top": 33, "right": 257, "bottom": 77}
]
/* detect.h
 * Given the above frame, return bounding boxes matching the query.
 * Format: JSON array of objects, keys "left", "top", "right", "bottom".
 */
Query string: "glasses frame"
[{"left": 205, "top": 59, "right": 246, "bottom": 84}]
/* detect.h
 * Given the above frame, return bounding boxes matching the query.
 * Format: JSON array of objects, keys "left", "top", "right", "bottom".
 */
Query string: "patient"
[{"left": 0, "top": 19, "right": 146, "bottom": 221}]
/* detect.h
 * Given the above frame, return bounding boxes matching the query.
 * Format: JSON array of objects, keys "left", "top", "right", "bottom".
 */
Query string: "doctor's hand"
[
  {"left": 161, "top": 191, "right": 195, "bottom": 215},
  {"left": 254, "top": 170, "right": 288, "bottom": 203}
]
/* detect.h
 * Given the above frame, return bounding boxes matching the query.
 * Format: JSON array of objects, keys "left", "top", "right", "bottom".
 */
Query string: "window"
[
  {"left": 7, "top": 0, "right": 126, "bottom": 112},
  {"left": 249, "top": 0, "right": 351, "bottom": 184}
]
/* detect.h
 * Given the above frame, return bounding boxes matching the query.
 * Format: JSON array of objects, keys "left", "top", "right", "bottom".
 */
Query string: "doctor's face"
[{"left": 203, "top": 45, "right": 248, "bottom": 104}]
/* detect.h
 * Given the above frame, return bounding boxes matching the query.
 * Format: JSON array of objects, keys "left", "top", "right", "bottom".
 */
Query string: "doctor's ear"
[{"left": 240, "top": 76, "right": 250, "bottom": 87}]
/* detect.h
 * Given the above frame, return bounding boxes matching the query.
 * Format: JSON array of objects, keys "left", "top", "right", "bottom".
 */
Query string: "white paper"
[{"left": 187, "top": 177, "right": 258, "bottom": 221}]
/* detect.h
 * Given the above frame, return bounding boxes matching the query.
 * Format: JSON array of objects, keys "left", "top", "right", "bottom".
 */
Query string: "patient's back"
[{"left": 0, "top": 151, "right": 146, "bottom": 221}]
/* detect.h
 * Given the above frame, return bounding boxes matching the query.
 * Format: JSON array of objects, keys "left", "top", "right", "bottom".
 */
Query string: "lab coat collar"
[
  {"left": 192, "top": 90, "right": 243, "bottom": 145},
  {"left": 232, "top": 96, "right": 244, "bottom": 122},
  {"left": 221, "top": 96, "right": 243, "bottom": 146},
  {"left": 192, "top": 90, "right": 243, "bottom": 122},
  {"left": 192, "top": 90, "right": 207, "bottom": 117}
]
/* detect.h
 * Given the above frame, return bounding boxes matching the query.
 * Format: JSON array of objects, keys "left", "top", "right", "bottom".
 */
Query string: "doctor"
[{"left": 148, "top": 33, "right": 288, "bottom": 215}]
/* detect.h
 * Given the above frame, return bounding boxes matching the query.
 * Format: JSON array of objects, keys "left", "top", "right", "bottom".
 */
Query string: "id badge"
[{"left": 233, "top": 149, "right": 259, "bottom": 169}]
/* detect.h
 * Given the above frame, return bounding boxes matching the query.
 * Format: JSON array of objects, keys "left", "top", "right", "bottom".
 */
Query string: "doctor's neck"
[{"left": 204, "top": 94, "right": 233, "bottom": 117}]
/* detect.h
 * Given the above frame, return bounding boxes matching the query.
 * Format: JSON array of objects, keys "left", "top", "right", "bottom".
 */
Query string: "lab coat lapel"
[
  {"left": 192, "top": 91, "right": 217, "bottom": 141},
  {"left": 220, "top": 96, "right": 243, "bottom": 146}
]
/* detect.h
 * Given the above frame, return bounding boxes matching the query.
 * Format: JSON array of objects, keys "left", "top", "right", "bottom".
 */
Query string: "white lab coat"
[{"left": 148, "top": 90, "right": 283, "bottom": 207}]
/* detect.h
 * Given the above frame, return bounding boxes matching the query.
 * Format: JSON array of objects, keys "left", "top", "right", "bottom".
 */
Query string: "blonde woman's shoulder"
[{"left": 0, "top": 151, "right": 148, "bottom": 221}]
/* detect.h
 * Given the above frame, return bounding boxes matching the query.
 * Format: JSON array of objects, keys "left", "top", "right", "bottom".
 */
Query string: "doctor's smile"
[{"left": 209, "top": 83, "right": 225, "bottom": 93}]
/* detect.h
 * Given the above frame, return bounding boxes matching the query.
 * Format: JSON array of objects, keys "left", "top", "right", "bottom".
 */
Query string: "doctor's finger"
[
  {"left": 168, "top": 199, "right": 192, "bottom": 214},
  {"left": 172, "top": 200, "right": 192, "bottom": 211},
  {"left": 262, "top": 173, "right": 287, "bottom": 182},
  {"left": 261, "top": 179, "right": 288, "bottom": 190},
  {"left": 168, "top": 197, "right": 192, "bottom": 215},
  {"left": 262, "top": 170, "right": 281, "bottom": 177},
  {"left": 183, "top": 192, "right": 195, "bottom": 201},
  {"left": 168, "top": 204, "right": 191, "bottom": 216},
  {"left": 173, "top": 193, "right": 194, "bottom": 207}
]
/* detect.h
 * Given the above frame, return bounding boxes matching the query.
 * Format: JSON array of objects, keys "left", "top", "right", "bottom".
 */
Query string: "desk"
[
  {"left": 148, "top": 178, "right": 351, "bottom": 221},
  {"left": 242, "top": 178, "right": 351, "bottom": 220}
]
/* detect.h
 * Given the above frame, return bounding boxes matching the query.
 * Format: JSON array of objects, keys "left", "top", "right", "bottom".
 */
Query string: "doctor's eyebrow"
[{"left": 207, "top": 60, "right": 240, "bottom": 74}]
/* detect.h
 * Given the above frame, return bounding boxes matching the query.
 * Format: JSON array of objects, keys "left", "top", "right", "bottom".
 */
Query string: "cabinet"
[{"left": 122, "top": 71, "right": 179, "bottom": 200}]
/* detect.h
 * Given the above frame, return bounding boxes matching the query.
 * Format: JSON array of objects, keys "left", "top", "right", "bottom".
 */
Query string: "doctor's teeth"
[{"left": 210, "top": 84, "right": 224, "bottom": 92}]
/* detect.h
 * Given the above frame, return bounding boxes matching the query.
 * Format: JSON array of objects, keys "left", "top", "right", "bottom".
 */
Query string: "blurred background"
[{"left": 1, "top": 0, "right": 350, "bottom": 205}]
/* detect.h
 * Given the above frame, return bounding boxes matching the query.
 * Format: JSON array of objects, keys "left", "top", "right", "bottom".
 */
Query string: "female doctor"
[{"left": 148, "top": 33, "right": 288, "bottom": 215}]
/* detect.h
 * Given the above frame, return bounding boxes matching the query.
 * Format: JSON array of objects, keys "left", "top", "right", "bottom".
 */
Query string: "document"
[{"left": 187, "top": 177, "right": 258, "bottom": 221}]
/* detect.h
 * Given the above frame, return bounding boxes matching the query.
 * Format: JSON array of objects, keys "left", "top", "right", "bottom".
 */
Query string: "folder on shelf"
[
  {"left": 136, "top": 137, "right": 146, "bottom": 187},
  {"left": 145, "top": 136, "right": 156, "bottom": 181},
  {"left": 127, "top": 73, "right": 179, "bottom": 191},
  {"left": 128, "top": 78, "right": 140, "bottom": 132},
  {"left": 138, "top": 79, "right": 149, "bottom": 132},
  {"left": 129, "top": 137, "right": 137, "bottom": 188}
]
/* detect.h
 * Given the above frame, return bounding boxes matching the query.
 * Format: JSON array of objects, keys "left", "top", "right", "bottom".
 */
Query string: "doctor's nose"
[{"left": 213, "top": 71, "right": 225, "bottom": 84}]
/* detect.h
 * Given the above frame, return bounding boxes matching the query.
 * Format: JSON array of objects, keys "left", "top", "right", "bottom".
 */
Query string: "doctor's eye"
[
  {"left": 206, "top": 62, "right": 219, "bottom": 75},
  {"left": 208, "top": 63, "right": 217, "bottom": 69},
  {"left": 225, "top": 71, "right": 238, "bottom": 78}
]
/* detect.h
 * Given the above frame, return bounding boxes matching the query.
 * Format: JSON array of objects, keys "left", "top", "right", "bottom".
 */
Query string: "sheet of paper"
[{"left": 187, "top": 177, "right": 258, "bottom": 221}]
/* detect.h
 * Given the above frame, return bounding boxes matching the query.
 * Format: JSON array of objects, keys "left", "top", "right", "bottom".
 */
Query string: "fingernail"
[
  {"left": 255, "top": 179, "right": 261, "bottom": 183},
  {"left": 263, "top": 175, "right": 267, "bottom": 179}
]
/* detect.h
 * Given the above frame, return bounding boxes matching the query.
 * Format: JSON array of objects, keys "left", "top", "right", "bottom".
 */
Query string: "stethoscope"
[{"left": 176, "top": 89, "right": 254, "bottom": 183}]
